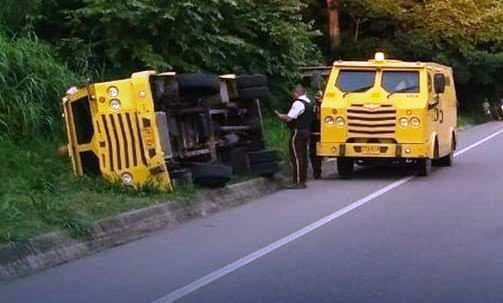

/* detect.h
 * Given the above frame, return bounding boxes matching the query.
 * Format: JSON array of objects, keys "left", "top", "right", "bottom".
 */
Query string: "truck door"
[
  {"left": 427, "top": 72, "right": 439, "bottom": 154},
  {"left": 433, "top": 72, "right": 449, "bottom": 156}
]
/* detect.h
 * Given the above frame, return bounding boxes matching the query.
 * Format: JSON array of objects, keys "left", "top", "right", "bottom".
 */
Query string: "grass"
[
  {"left": 0, "top": 32, "right": 78, "bottom": 141},
  {"left": 263, "top": 116, "right": 290, "bottom": 161},
  {"left": 0, "top": 137, "right": 197, "bottom": 245},
  {"left": 458, "top": 109, "right": 488, "bottom": 128}
]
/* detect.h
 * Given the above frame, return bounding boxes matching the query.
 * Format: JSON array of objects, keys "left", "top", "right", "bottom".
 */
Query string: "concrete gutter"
[{"left": 0, "top": 162, "right": 337, "bottom": 282}]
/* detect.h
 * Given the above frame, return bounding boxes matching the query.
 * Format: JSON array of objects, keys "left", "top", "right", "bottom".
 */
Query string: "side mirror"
[{"left": 434, "top": 73, "right": 446, "bottom": 95}]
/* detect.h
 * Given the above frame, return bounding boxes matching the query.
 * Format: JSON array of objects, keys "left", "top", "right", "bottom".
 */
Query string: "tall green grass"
[
  {"left": 0, "top": 138, "right": 197, "bottom": 245},
  {"left": 263, "top": 116, "right": 290, "bottom": 161},
  {"left": 0, "top": 32, "right": 77, "bottom": 141}
]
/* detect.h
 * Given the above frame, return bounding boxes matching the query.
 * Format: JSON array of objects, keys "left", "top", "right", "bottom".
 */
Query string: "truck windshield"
[
  {"left": 336, "top": 70, "right": 376, "bottom": 93},
  {"left": 382, "top": 71, "right": 420, "bottom": 94}
]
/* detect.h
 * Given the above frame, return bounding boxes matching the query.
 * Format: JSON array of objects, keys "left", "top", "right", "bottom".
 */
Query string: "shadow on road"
[{"left": 323, "top": 164, "right": 414, "bottom": 181}]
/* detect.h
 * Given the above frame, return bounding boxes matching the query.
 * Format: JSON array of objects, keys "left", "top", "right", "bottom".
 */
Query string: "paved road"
[{"left": 3, "top": 122, "right": 503, "bottom": 303}]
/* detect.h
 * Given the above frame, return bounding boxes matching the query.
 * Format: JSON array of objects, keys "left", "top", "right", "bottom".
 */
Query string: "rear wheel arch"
[
  {"left": 429, "top": 132, "right": 439, "bottom": 159},
  {"left": 450, "top": 129, "right": 457, "bottom": 151}
]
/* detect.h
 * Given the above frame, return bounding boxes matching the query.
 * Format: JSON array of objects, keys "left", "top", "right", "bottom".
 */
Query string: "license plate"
[{"left": 362, "top": 145, "right": 380, "bottom": 154}]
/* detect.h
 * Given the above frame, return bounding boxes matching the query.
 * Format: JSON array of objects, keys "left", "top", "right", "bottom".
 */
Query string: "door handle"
[{"left": 440, "top": 110, "right": 444, "bottom": 123}]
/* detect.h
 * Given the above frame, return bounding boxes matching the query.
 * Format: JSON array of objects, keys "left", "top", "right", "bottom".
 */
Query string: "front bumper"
[{"left": 318, "top": 142, "right": 430, "bottom": 159}]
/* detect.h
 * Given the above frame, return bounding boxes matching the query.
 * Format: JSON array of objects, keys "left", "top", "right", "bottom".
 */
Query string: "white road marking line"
[
  {"left": 454, "top": 128, "right": 503, "bottom": 157},
  {"left": 152, "top": 127, "right": 503, "bottom": 303}
]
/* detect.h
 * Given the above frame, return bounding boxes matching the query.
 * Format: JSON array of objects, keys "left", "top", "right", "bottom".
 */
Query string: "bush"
[
  {"left": 0, "top": 32, "right": 78, "bottom": 141},
  {"left": 33, "top": 0, "right": 321, "bottom": 103}
]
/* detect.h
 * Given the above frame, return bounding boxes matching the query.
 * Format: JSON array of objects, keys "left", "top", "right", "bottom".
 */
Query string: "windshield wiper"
[
  {"left": 387, "top": 85, "right": 418, "bottom": 98},
  {"left": 342, "top": 85, "right": 374, "bottom": 98}
]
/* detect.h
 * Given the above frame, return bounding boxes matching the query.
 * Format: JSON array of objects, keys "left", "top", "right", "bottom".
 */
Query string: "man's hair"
[{"left": 293, "top": 84, "right": 306, "bottom": 95}]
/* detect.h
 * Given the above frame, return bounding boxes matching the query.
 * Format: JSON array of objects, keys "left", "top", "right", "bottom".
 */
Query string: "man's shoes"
[
  {"left": 313, "top": 173, "right": 322, "bottom": 180},
  {"left": 283, "top": 183, "right": 307, "bottom": 190}
]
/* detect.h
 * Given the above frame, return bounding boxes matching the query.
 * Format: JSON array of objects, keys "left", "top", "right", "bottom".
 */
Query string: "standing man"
[
  {"left": 310, "top": 90, "right": 323, "bottom": 179},
  {"left": 275, "top": 85, "right": 313, "bottom": 189}
]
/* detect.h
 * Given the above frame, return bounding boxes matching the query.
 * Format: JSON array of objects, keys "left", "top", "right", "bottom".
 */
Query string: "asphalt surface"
[{"left": 2, "top": 122, "right": 503, "bottom": 303}]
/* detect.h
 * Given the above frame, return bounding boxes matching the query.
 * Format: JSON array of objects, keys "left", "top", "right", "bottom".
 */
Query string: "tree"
[
  {"left": 32, "top": 0, "right": 321, "bottom": 85},
  {"left": 326, "top": 0, "right": 341, "bottom": 51}
]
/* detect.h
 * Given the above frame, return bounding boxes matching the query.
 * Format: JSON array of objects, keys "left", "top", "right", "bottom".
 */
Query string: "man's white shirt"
[{"left": 287, "top": 95, "right": 311, "bottom": 119}]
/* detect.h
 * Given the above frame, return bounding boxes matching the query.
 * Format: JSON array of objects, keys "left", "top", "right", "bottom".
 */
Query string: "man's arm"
[
  {"left": 275, "top": 110, "right": 293, "bottom": 122},
  {"left": 275, "top": 101, "right": 305, "bottom": 123}
]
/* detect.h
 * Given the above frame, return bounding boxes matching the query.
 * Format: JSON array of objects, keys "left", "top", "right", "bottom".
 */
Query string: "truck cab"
[{"left": 318, "top": 53, "right": 458, "bottom": 177}]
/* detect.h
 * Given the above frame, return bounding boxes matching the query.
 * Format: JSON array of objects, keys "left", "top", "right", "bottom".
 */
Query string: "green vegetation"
[
  {"left": 0, "top": 138, "right": 196, "bottom": 244},
  {"left": 264, "top": 117, "right": 290, "bottom": 162},
  {"left": 0, "top": 33, "right": 77, "bottom": 141}
]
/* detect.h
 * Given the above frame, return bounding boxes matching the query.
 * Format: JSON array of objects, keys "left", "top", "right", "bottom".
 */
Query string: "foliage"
[
  {"left": 0, "top": 138, "right": 196, "bottom": 244},
  {"left": 307, "top": 0, "right": 503, "bottom": 106},
  {"left": 0, "top": 32, "right": 78, "bottom": 140},
  {"left": 264, "top": 115, "right": 290, "bottom": 161},
  {"left": 0, "top": 0, "right": 42, "bottom": 34},
  {"left": 33, "top": 0, "right": 321, "bottom": 83}
]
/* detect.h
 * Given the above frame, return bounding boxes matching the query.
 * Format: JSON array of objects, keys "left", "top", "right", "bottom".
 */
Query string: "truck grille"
[
  {"left": 98, "top": 113, "right": 148, "bottom": 172},
  {"left": 347, "top": 104, "right": 396, "bottom": 138}
]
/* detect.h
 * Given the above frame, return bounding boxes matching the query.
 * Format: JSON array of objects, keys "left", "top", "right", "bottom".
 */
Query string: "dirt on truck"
[{"left": 62, "top": 71, "right": 279, "bottom": 190}]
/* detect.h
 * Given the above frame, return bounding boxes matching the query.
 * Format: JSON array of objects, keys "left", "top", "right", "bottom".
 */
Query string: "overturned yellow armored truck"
[{"left": 62, "top": 71, "right": 279, "bottom": 190}]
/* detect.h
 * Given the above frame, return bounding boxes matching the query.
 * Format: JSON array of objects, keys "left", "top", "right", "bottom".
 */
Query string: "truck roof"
[{"left": 333, "top": 59, "right": 452, "bottom": 72}]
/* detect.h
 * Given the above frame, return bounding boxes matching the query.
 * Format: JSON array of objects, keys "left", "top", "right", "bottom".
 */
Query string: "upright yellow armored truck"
[{"left": 318, "top": 53, "right": 458, "bottom": 177}]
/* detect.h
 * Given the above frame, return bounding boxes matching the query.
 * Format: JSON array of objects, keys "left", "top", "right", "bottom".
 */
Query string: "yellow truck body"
[
  {"left": 62, "top": 71, "right": 172, "bottom": 190},
  {"left": 62, "top": 71, "right": 278, "bottom": 190},
  {"left": 318, "top": 53, "right": 458, "bottom": 176}
]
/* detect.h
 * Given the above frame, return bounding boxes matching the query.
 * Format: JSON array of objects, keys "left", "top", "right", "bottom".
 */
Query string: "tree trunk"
[{"left": 326, "top": 0, "right": 341, "bottom": 50}]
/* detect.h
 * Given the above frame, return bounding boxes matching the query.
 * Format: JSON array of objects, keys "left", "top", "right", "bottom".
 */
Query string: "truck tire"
[
  {"left": 436, "top": 152, "right": 453, "bottom": 167},
  {"left": 176, "top": 73, "right": 220, "bottom": 97},
  {"left": 229, "top": 147, "right": 249, "bottom": 175},
  {"left": 238, "top": 86, "right": 271, "bottom": 100},
  {"left": 436, "top": 138, "right": 455, "bottom": 167},
  {"left": 337, "top": 158, "right": 354, "bottom": 179},
  {"left": 250, "top": 162, "right": 279, "bottom": 177},
  {"left": 417, "top": 158, "right": 432, "bottom": 176},
  {"left": 191, "top": 163, "right": 232, "bottom": 188},
  {"left": 248, "top": 150, "right": 279, "bottom": 164},
  {"left": 236, "top": 74, "right": 268, "bottom": 89}
]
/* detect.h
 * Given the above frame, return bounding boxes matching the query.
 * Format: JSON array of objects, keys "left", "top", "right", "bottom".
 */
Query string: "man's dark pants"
[
  {"left": 289, "top": 129, "right": 310, "bottom": 185},
  {"left": 310, "top": 133, "right": 322, "bottom": 178}
]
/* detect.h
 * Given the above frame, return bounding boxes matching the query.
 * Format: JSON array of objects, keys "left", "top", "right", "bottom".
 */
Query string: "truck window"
[
  {"left": 382, "top": 71, "right": 420, "bottom": 93},
  {"left": 336, "top": 70, "right": 376, "bottom": 92}
]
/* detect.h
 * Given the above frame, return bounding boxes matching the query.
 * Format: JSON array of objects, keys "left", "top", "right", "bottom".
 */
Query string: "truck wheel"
[
  {"left": 238, "top": 87, "right": 271, "bottom": 100},
  {"left": 436, "top": 152, "right": 453, "bottom": 167},
  {"left": 417, "top": 158, "right": 432, "bottom": 177},
  {"left": 436, "top": 139, "right": 455, "bottom": 167},
  {"left": 191, "top": 163, "right": 232, "bottom": 188},
  {"left": 176, "top": 73, "right": 220, "bottom": 97},
  {"left": 236, "top": 74, "right": 268, "bottom": 89},
  {"left": 248, "top": 150, "right": 280, "bottom": 177},
  {"left": 337, "top": 158, "right": 354, "bottom": 179}
]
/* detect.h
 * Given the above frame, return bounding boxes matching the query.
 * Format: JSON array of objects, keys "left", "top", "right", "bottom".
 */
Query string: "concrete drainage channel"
[{"left": 0, "top": 161, "right": 338, "bottom": 282}]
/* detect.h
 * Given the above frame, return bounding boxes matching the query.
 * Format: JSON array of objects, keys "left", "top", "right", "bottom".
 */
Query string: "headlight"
[
  {"left": 110, "top": 99, "right": 121, "bottom": 111},
  {"left": 107, "top": 86, "right": 119, "bottom": 98},
  {"left": 324, "top": 116, "right": 335, "bottom": 125},
  {"left": 335, "top": 116, "right": 346, "bottom": 127},
  {"left": 121, "top": 173, "right": 133, "bottom": 185},
  {"left": 410, "top": 117, "right": 421, "bottom": 127},
  {"left": 66, "top": 86, "right": 78, "bottom": 96},
  {"left": 399, "top": 117, "right": 409, "bottom": 128}
]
